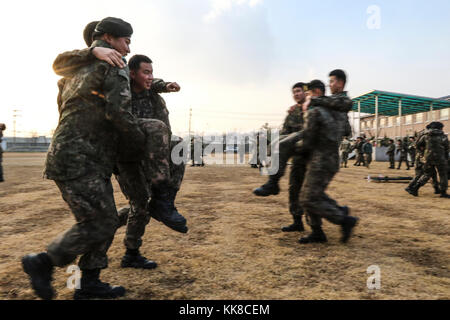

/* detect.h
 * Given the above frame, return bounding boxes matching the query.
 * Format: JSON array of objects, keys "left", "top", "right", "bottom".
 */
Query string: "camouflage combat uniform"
[
  {"left": 279, "top": 104, "right": 307, "bottom": 220},
  {"left": 339, "top": 139, "right": 351, "bottom": 168},
  {"left": 407, "top": 131, "right": 439, "bottom": 191},
  {"left": 44, "top": 40, "right": 145, "bottom": 270},
  {"left": 408, "top": 140, "right": 416, "bottom": 167},
  {"left": 386, "top": 143, "right": 396, "bottom": 168},
  {"left": 415, "top": 129, "right": 449, "bottom": 193},
  {"left": 396, "top": 141, "right": 410, "bottom": 169},
  {"left": 353, "top": 140, "right": 365, "bottom": 166},
  {"left": 296, "top": 92, "right": 353, "bottom": 228}
]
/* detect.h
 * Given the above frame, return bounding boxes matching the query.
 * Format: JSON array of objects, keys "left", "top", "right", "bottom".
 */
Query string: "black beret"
[
  {"left": 93, "top": 17, "right": 133, "bottom": 39},
  {"left": 307, "top": 80, "right": 326, "bottom": 92},
  {"left": 83, "top": 21, "right": 100, "bottom": 47}
]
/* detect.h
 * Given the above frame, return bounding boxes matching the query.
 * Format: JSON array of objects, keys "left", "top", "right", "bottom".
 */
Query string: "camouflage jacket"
[
  {"left": 340, "top": 140, "right": 352, "bottom": 153},
  {"left": 386, "top": 144, "right": 395, "bottom": 155},
  {"left": 296, "top": 93, "right": 353, "bottom": 155},
  {"left": 52, "top": 47, "right": 169, "bottom": 93},
  {"left": 281, "top": 104, "right": 304, "bottom": 135},
  {"left": 45, "top": 40, "right": 145, "bottom": 181},
  {"left": 132, "top": 89, "right": 171, "bottom": 133},
  {"left": 416, "top": 129, "right": 449, "bottom": 165}
]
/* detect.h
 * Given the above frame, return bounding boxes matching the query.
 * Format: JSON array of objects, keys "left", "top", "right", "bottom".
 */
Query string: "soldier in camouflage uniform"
[
  {"left": 340, "top": 137, "right": 351, "bottom": 168},
  {"left": 353, "top": 137, "right": 366, "bottom": 166},
  {"left": 22, "top": 18, "right": 144, "bottom": 300},
  {"left": 408, "top": 137, "right": 416, "bottom": 167},
  {"left": 0, "top": 123, "right": 5, "bottom": 182},
  {"left": 386, "top": 139, "right": 396, "bottom": 169},
  {"left": 406, "top": 122, "right": 449, "bottom": 198},
  {"left": 253, "top": 82, "right": 308, "bottom": 232},
  {"left": 296, "top": 70, "right": 358, "bottom": 244},
  {"left": 52, "top": 29, "right": 188, "bottom": 268},
  {"left": 405, "top": 127, "right": 440, "bottom": 196},
  {"left": 396, "top": 139, "right": 410, "bottom": 170}
]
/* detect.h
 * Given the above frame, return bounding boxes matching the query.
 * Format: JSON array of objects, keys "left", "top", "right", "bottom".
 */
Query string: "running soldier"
[
  {"left": 339, "top": 137, "right": 351, "bottom": 168},
  {"left": 386, "top": 139, "right": 396, "bottom": 169},
  {"left": 397, "top": 139, "right": 410, "bottom": 170}
]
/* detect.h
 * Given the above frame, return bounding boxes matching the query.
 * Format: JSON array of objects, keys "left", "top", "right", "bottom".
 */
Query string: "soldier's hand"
[
  {"left": 166, "top": 82, "right": 181, "bottom": 92},
  {"left": 302, "top": 96, "right": 312, "bottom": 111},
  {"left": 92, "top": 47, "right": 126, "bottom": 68}
]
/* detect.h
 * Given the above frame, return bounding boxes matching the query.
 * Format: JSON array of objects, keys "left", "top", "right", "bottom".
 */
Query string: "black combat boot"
[
  {"left": 341, "top": 216, "right": 359, "bottom": 243},
  {"left": 22, "top": 252, "right": 55, "bottom": 300},
  {"left": 440, "top": 191, "right": 450, "bottom": 199},
  {"left": 121, "top": 249, "right": 157, "bottom": 270},
  {"left": 434, "top": 186, "right": 441, "bottom": 195},
  {"left": 405, "top": 185, "right": 419, "bottom": 197},
  {"left": 148, "top": 184, "right": 188, "bottom": 234},
  {"left": 282, "top": 215, "right": 305, "bottom": 233},
  {"left": 253, "top": 179, "right": 280, "bottom": 197},
  {"left": 74, "top": 269, "right": 126, "bottom": 300},
  {"left": 298, "top": 226, "right": 328, "bottom": 244},
  {"left": 338, "top": 206, "right": 350, "bottom": 216}
]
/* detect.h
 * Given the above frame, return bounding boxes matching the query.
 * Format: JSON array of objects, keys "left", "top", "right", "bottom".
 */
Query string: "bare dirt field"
[{"left": 0, "top": 153, "right": 449, "bottom": 300}]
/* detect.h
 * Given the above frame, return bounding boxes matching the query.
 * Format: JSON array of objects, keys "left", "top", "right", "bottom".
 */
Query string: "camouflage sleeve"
[
  {"left": 344, "top": 118, "right": 352, "bottom": 137},
  {"left": 416, "top": 135, "right": 426, "bottom": 151},
  {"left": 280, "top": 114, "right": 291, "bottom": 136},
  {"left": 310, "top": 95, "right": 353, "bottom": 112},
  {"left": 103, "top": 67, "right": 146, "bottom": 158},
  {"left": 151, "top": 78, "right": 169, "bottom": 93},
  {"left": 443, "top": 136, "right": 449, "bottom": 159},
  {"left": 57, "top": 78, "right": 66, "bottom": 113},
  {"left": 53, "top": 48, "right": 95, "bottom": 78}
]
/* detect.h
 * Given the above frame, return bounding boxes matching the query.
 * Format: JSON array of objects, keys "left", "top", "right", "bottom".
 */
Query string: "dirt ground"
[{"left": 0, "top": 152, "right": 449, "bottom": 300}]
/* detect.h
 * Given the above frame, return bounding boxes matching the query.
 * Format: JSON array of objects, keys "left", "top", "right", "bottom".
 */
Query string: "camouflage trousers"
[
  {"left": 116, "top": 120, "right": 186, "bottom": 250},
  {"left": 409, "top": 161, "right": 439, "bottom": 190},
  {"left": 364, "top": 153, "right": 372, "bottom": 167},
  {"left": 47, "top": 174, "right": 119, "bottom": 270},
  {"left": 340, "top": 152, "right": 349, "bottom": 167},
  {"left": 397, "top": 154, "right": 410, "bottom": 169},
  {"left": 300, "top": 152, "right": 346, "bottom": 228},
  {"left": 417, "top": 162, "right": 448, "bottom": 193},
  {"left": 271, "top": 132, "right": 307, "bottom": 218},
  {"left": 354, "top": 153, "right": 365, "bottom": 166},
  {"left": 388, "top": 154, "right": 395, "bottom": 168}
]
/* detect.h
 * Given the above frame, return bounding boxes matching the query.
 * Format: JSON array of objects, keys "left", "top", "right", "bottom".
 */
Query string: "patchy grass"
[{"left": 0, "top": 153, "right": 448, "bottom": 300}]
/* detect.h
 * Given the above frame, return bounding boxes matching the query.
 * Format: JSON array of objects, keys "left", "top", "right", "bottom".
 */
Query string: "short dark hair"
[
  {"left": 308, "top": 80, "right": 325, "bottom": 94},
  {"left": 128, "top": 54, "right": 153, "bottom": 71},
  {"left": 292, "top": 82, "right": 306, "bottom": 90},
  {"left": 329, "top": 69, "right": 347, "bottom": 84}
]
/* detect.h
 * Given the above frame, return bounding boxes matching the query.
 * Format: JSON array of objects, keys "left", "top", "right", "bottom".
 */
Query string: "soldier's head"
[
  {"left": 389, "top": 139, "right": 394, "bottom": 144},
  {"left": 428, "top": 121, "right": 444, "bottom": 131},
  {"left": 83, "top": 21, "right": 100, "bottom": 47},
  {"left": 329, "top": 69, "right": 347, "bottom": 95},
  {"left": 129, "top": 55, "right": 154, "bottom": 92},
  {"left": 93, "top": 17, "right": 133, "bottom": 57},
  {"left": 409, "top": 137, "right": 415, "bottom": 142},
  {"left": 306, "top": 80, "right": 325, "bottom": 97},
  {"left": 292, "top": 82, "right": 306, "bottom": 104},
  {"left": 0, "top": 123, "right": 5, "bottom": 131}
]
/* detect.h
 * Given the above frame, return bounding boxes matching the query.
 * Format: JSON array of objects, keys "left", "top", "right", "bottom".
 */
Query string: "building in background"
[{"left": 353, "top": 91, "right": 450, "bottom": 140}]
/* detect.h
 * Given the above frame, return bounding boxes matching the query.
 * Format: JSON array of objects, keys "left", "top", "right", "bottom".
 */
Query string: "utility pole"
[
  {"left": 188, "top": 108, "right": 192, "bottom": 139},
  {"left": 13, "top": 109, "right": 21, "bottom": 143}
]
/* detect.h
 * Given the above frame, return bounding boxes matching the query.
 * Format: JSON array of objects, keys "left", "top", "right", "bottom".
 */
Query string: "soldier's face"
[
  {"left": 130, "top": 62, "right": 154, "bottom": 91},
  {"left": 329, "top": 76, "right": 344, "bottom": 95},
  {"left": 107, "top": 36, "right": 131, "bottom": 57},
  {"left": 292, "top": 88, "right": 305, "bottom": 104}
]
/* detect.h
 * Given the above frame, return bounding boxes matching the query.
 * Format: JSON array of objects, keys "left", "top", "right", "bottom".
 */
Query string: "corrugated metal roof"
[{"left": 352, "top": 90, "right": 450, "bottom": 116}]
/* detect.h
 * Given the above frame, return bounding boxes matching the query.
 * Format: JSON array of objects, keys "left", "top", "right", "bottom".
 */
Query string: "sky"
[{"left": 0, "top": 0, "right": 449, "bottom": 137}]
